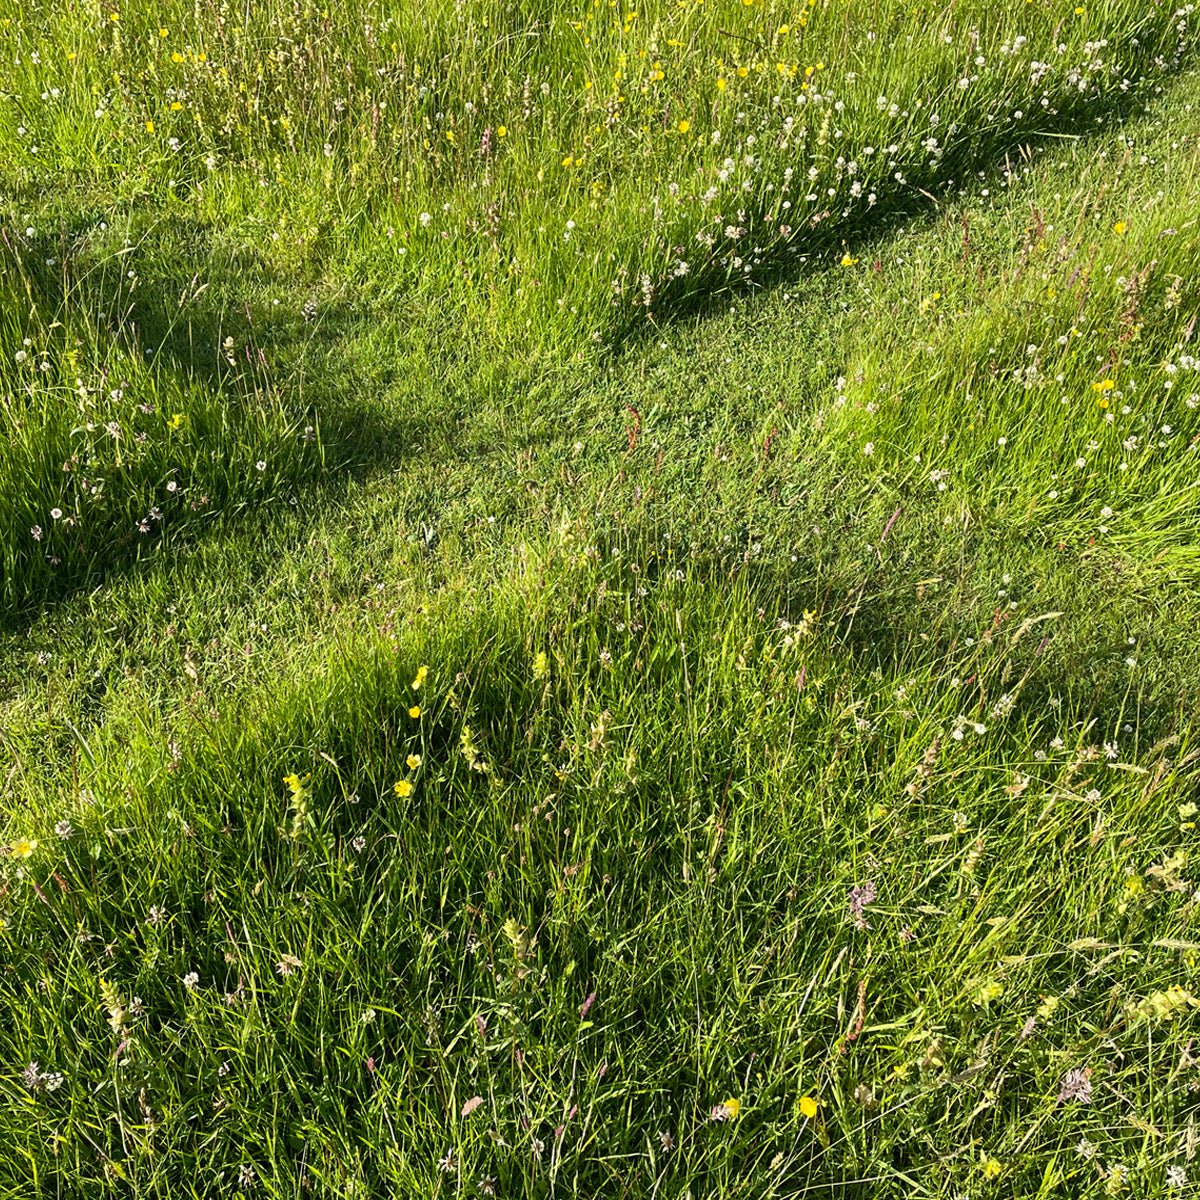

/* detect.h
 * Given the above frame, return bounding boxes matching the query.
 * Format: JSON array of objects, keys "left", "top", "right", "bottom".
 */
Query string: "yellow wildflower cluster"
[{"left": 1125, "top": 985, "right": 1198, "bottom": 1023}]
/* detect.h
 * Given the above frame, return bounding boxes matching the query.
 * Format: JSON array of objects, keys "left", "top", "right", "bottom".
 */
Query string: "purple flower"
[
  {"left": 581, "top": 991, "right": 596, "bottom": 1019},
  {"left": 848, "top": 881, "right": 877, "bottom": 930},
  {"left": 1057, "top": 1067, "right": 1093, "bottom": 1104}
]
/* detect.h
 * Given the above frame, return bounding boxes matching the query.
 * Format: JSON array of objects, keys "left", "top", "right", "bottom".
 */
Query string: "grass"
[{"left": 2, "top": 0, "right": 1200, "bottom": 1196}]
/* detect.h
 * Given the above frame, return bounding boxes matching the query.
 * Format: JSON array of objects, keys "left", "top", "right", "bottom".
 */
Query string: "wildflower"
[
  {"left": 799, "top": 1095, "right": 818, "bottom": 1119},
  {"left": 1057, "top": 1067, "right": 1093, "bottom": 1104},
  {"left": 847, "top": 880, "right": 876, "bottom": 929},
  {"left": 351, "top": 836, "right": 366, "bottom": 853},
  {"left": 1126, "top": 985, "right": 1199, "bottom": 1022},
  {"left": 533, "top": 651, "right": 549, "bottom": 680},
  {"left": 438, "top": 1151, "right": 457, "bottom": 1173},
  {"left": 50, "top": 508, "right": 62, "bottom": 521},
  {"left": 1168, "top": 1165, "right": 1187, "bottom": 1187},
  {"left": 658, "top": 1130, "right": 674, "bottom": 1151},
  {"left": 1077, "top": 1137, "right": 1096, "bottom": 1159},
  {"left": 411, "top": 665, "right": 428, "bottom": 690},
  {"left": 276, "top": 954, "right": 302, "bottom": 976},
  {"left": 1113, "top": 221, "right": 1126, "bottom": 234},
  {"left": 497, "top": 126, "right": 507, "bottom": 138},
  {"left": 394, "top": 780, "right": 413, "bottom": 798},
  {"left": 55, "top": 820, "right": 72, "bottom": 839},
  {"left": 283, "top": 773, "right": 310, "bottom": 795},
  {"left": 479, "top": 1178, "right": 496, "bottom": 1196},
  {"left": 30, "top": 526, "right": 42, "bottom": 541},
  {"left": 462, "top": 1095, "right": 484, "bottom": 1117},
  {"left": 10, "top": 837, "right": 37, "bottom": 859},
  {"left": 678, "top": 120, "right": 690, "bottom": 133},
  {"left": 146, "top": 906, "right": 165, "bottom": 927},
  {"left": 710, "top": 1098, "right": 739, "bottom": 1121},
  {"left": 984, "top": 1158, "right": 1003, "bottom": 1179},
  {"left": 840, "top": 253, "right": 858, "bottom": 267},
  {"left": 237, "top": 1164, "right": 256, "bottom": 1188},
  {"left": 409, "top": 705, "right": 421, "bottom": 719},
  {"left": 182, "top": 971, "right": 199, "bottom": 990},
  {"left": 976, "top": 981, "right": 1004, "bottom": 1005},
  {"left": 581, "top": 991, "right": 596, "bottom": 1019},
  {"left": 99, "top": 979, "right": 127, "bottom": 1034},
  {"left": 1107, "top": 1163, "right": 1128, "bottom": 1193}
]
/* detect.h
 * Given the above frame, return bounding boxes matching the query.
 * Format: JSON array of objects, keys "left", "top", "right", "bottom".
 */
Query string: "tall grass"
[{"left": 1, "top": 2, "right": 1200, "bottom": 1198}]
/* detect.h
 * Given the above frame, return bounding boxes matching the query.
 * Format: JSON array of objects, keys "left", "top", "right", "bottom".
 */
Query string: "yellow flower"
[
  {"left": 412, "top": 665, "right": 428, "bottom": 690},
  {"left": 736, "top": 65, "right": 749, "bottom": 77},
  {"left": 1113, "top": 221, "right": 1126, "bottom": 234},
  {"left": 840, "top": 253, "right": 858, "bottom": 267},
  {"left": 677, "top": 119, "right": 690, "bottom": 133},
  {"left": 159, "top": 27, "right": 168, "bottom": 37},
  {"left": 723, "top": 1097, "right": 740, "bottom": 1117},
  {"left": 409, "top": 705, "right": 421, "bottom": 719},
  {"left": 1075, "top": 5, "right": 1085, "bottom": 12},
  {"left": 167, "top": 413, "right": 185, "bottom": 428},
  {"left": 145, "top": 120, "right": 154, "bottom": 132},
  {"left": 976, "top": 980, "right": 1004, "bottom": 1004},
  {"left": 497, "top": 125, "right": 507, "bottom": 137},
  {"left": 171, "top": 52, "right": 184, "bottom": 63},
  {"left": 283, "top": 773, "right": 310, "bottom": 795},
  {"left": 984, "top": 1158, "right": 1002, "bottom": 1179},
  {"left": 562, "top": 155, "right": 574, "bottom": 167},
  {"left": 799, "top": 1095, "right": 818, "bottom": 1119},
  {"left": 716, "top": 76, "right": 726, "bottom": 90},
  {"left": 406, "top": 754, "right": 422, "bottom": 770},
  {"left": 394, "top": 780, "right": 413, "bottom": 797},
  {"left": 533, "top": 651, "right": 549, "bottom": 680},
  {"left": 10, "top": 837, "right": 37, "bottom": 859}
]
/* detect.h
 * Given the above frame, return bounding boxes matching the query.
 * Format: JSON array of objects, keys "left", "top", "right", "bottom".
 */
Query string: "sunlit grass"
[{"left": 1, "top": 2, "right": 1199, "bottom": 1198}]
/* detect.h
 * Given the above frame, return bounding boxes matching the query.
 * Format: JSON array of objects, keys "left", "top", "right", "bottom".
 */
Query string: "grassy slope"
[{"left": 1, "top": 3, "right": 1200, "bottom": 1199}]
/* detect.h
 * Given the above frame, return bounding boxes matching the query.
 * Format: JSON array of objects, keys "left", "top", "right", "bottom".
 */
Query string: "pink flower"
[{"left": 461, "top": 1096, "right": 484, "bottom": 1118}]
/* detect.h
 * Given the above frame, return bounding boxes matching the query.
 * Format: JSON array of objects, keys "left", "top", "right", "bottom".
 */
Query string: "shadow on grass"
[
  {"left": 2, "top": 64, "right": 1190, "bottom": 630},
  {"left": 606, "top": 71, "right": 1180, "bottom": 351},
  {"left": 0, "top": 219, "right": 446, "bottom": 628}
]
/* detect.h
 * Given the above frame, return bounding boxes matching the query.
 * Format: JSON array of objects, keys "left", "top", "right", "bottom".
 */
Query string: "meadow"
[{"left": 2, "top": 0, "right": 1200, "bottom": 1196}]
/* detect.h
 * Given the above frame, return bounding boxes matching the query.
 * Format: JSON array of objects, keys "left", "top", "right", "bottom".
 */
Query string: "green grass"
[{"left": 2, "top": 0, "right": 1200, "bottom": 1196}]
